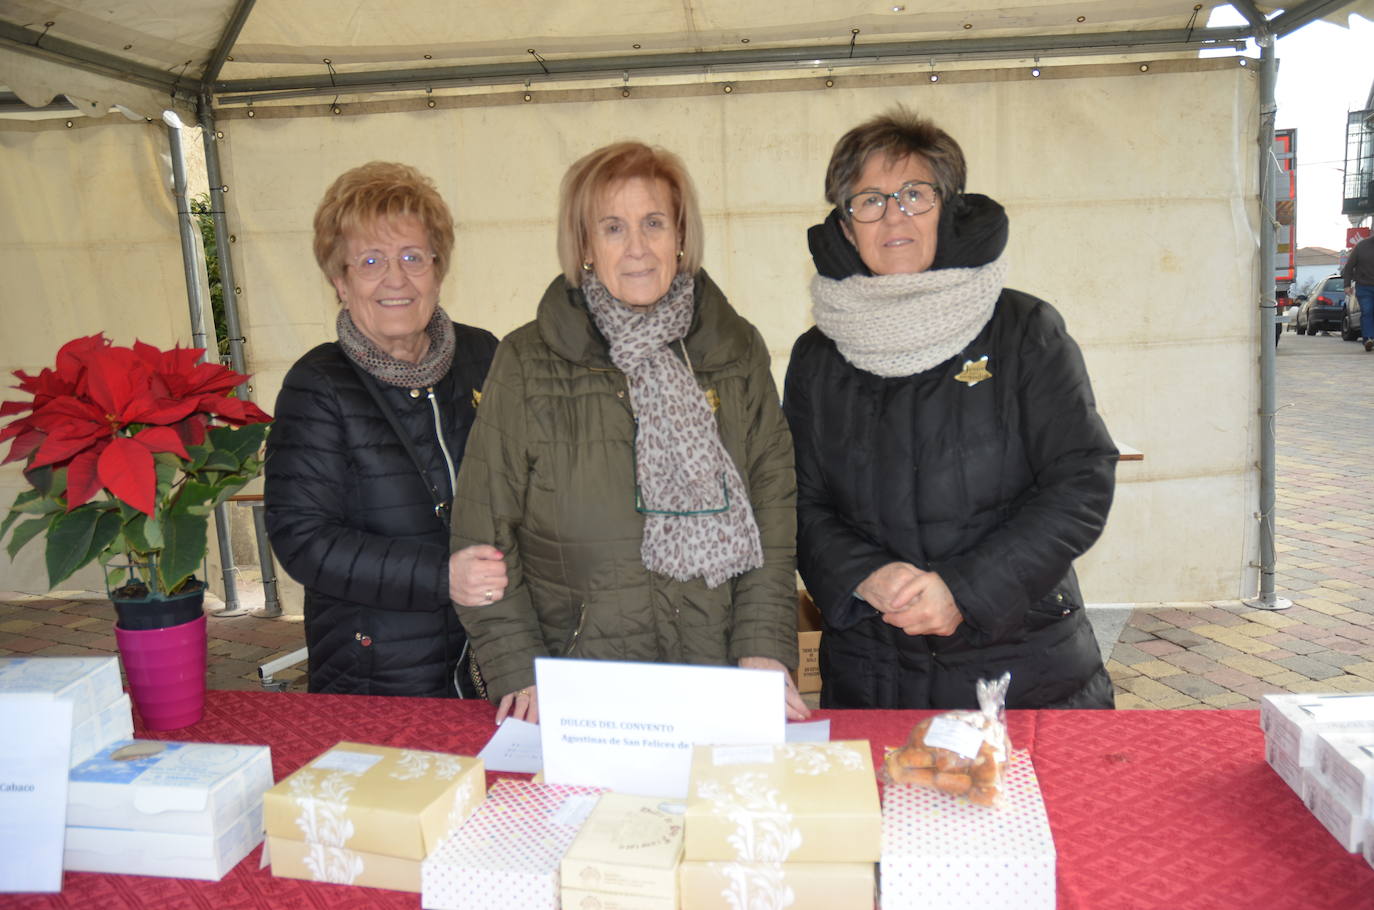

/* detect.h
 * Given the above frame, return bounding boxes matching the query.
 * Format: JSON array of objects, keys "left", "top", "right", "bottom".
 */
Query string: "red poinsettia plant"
[{"left": 0, "top": 333, "right": 272, "bottom": 597}]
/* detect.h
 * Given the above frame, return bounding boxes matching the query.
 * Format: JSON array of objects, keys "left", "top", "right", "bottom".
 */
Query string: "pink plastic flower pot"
[{"left": 114, "top": 613, "right": 208, "bottom": 731}]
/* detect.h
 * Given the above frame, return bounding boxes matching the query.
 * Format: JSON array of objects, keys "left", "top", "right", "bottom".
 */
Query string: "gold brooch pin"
[
  {"left": 954, "top": 355, "right": 991, "bottom": 387},
  {"left": 471, "top": 388, "right": 482, "bottom": 408},
  {"left": 704, "top": 388, "right": 720, "bottom": 413}
]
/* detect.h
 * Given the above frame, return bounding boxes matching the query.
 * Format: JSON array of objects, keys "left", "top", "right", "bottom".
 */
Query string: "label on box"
[
  {"left": 713, "top": 745, "right": 776, "bottom": 766},
  {"left": 561, "top": 793, "right": 684, "bottom": 900},
  {"left": 922, "top": 716, "right": 984, "bottom": 759},
  {"left": 314, "top": 749, "right": 385, "bottom": 774}
]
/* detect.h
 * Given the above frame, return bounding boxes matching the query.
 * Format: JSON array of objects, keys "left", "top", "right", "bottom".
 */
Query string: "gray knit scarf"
[
  {"left": 810, "top": 255, "right": 1007, "bottom": 377},
  {"left": 336, "top": 305, "right": 456, "bottom": 388},
  {"left": 582, "top": 272, "right": 763, "bottom": 588}
]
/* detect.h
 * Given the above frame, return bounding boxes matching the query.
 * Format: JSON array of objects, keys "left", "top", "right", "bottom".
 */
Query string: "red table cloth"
[{"left": 3, "top": 691, "right": 1372, "bottom": 909}]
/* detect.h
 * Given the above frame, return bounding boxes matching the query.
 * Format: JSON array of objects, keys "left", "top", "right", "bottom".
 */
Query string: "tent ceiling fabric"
[{"left": 1, "top": 0, "right": 1370, "bottom": 116}]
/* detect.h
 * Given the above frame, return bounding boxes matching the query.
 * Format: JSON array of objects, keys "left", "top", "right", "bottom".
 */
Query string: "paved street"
[{"left": 2, "top": 326, "right": 1372, "bottom": 706}]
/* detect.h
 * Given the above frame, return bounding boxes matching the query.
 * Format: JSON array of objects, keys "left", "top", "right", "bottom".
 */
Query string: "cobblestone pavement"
[{"left": 1, "top": 328, "right": 1372, "bottom": 707}]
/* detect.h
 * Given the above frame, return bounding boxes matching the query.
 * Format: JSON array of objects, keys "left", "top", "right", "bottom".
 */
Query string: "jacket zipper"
[{"left": 425, "top": 386, "right": 465, "bottom": 698}]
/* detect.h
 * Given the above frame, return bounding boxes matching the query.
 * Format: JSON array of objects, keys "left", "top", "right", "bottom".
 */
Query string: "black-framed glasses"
[
  {"left": 845, "top": 181, "right": 939, "bottom": 223},
  {"left": 347, "top": 248, "right": 436, "bottom": 279}
]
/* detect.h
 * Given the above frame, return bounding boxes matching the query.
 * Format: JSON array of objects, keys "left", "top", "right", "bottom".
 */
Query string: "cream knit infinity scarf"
[
  {"left": 582, "top": 272, "right": 763, "bottom": 588},
  {"left": 811, "top": 255, "right": 1007, "bottom": 378}
]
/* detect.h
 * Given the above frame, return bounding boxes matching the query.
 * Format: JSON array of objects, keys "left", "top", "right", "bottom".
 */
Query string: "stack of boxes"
[
  {"left": 422, "top": 779, "right": 605, "bottom": 909},
  {"left": 681, "top": 741, "right": 881, "bottom": 909},
  {"left": 263, "top": 741, "right": 486, "bottom": 893},
  {"left": 1260, "top": 692, "right": 1374, "bottom": 868},
  {"left": 560, "top": 792, "right": 685, "bottom": 909},
  {"left": 64, "top": 739, "right": 273, "bottom": 880},
  {"left": 0, "top": 656, "right": 132, "bottom": 766}
]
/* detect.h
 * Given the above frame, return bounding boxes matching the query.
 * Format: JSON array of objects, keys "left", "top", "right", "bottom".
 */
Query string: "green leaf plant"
[{"left": 0, "top": 334, "right": 272, "bottom": 597}]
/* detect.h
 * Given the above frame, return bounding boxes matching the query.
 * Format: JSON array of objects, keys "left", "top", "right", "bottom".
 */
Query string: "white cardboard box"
[
  {"left": 63, "top": 803, "right": 263, "bottom": 881},
  {"left": 422, "top": 779, "right": 603, "bottom": 910},
  {"left": 68, "top": 740, "right": 273, "bottom": 835},
  {"left": 1363, "top": 817, "right": 1374, "bottom": 871},
  {"left": 880, "top": 749, "right": 1054, "bottom": 910},
  {"left": 68, "top": 695, "right": 133, "bottom": 768},
  {"left": 1259, "top": 693, "right": 1374, "bottom": 769},
  {"left": 1314, "top": 732, "right": 1374, "bottom": 820},
  {"left": 1266, "top": 736, "right": 1303, "bottom": 796},
  {"left": 0, "top": 657, "right": 123, "bottom": 724},
  {"left": 1300, "top": 768, "right": 1363, "bottom": 854}
]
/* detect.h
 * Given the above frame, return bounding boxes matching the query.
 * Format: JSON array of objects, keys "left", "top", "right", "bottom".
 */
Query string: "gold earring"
[
  {"left": 582, "top": 261, "right": 593, "bottom": 272},
  {"left": 676, "top": 250, "right": 684, "bottom": 260}
]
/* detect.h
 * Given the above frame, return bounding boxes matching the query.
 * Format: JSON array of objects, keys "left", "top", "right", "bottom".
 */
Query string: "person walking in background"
[
  {"left": 1343, "top": 233, "right": 1374, "bottom": 352},
  {"left": 785, "top": 108, "right": 1118, "bottom": 710}
]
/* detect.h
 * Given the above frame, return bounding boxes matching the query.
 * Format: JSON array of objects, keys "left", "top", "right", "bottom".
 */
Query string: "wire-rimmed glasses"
[
  {"left": 845, "top": 181, "right": 939, "bottom": 223},
  {"left": 347, "top": 248, "right": 436, "bottom": 279}
]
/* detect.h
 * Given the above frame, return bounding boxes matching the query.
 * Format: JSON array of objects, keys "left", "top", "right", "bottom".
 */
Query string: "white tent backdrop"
[{"left": 213, "top": 57, "right": 1258, "bottom": 607}]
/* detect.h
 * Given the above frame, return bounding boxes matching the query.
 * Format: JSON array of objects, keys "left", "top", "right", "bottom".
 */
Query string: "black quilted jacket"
[{"left": 264, "top": 323, "right": 497, "bottom": 696}]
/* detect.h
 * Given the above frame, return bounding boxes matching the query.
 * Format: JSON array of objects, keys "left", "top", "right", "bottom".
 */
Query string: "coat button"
[
  {"left": 360, "top": 635, "right": 373, "bottom": 647},
  {"left": 1055, "top": 593, "right": 1065, "bottom": 602},
  {"left": 616, "top": 390, "right": 625, "bottom": 399}
]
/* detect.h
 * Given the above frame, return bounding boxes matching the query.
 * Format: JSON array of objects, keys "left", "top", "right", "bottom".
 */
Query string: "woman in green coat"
[{"left": 449, "top": 141, "right": 805, "bottom": 724}]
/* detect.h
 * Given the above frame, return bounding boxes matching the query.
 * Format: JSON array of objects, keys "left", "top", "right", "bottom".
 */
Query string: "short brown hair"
[
  {"left": 824, "top": 108, "right": 967, "bottom": 217},
  {"left": 557, "top": 141, "right": 704, "bottom": 286},
  {"left": 313, "top": 162, "right": 455, "bottom": 282}
]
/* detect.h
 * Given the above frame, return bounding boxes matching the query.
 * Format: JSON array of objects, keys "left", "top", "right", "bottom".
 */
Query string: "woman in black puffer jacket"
[
  {"left": 264, "top": 162, "right": 498, "bottom": 697},
  {"left": 784, "top": 109, "right": 1118, "bottom": 710}
]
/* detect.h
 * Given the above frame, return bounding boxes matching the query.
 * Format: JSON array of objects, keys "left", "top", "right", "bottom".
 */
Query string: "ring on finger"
[{"left": 484, "top": 589, "right": 494, "bottom": 602}]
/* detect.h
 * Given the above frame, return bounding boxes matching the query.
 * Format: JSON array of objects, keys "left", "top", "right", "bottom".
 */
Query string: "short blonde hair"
[
  {"left": 313, "top": 162, "right": 455, "bottom": 282},
  {"left": 556, "top": 142, "right": 704, "bottom": 286}
]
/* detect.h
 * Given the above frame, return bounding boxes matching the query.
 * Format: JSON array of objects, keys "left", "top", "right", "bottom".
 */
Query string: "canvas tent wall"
[{"left": 1, "top": 1, "right": 1368, "bottom": 609}]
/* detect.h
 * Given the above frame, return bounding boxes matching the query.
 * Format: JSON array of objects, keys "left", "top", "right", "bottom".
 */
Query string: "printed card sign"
[
  {"left": 0, "top": 694, "right": 74, "bottom": 892},
  {"left": 536, "top": 658, "right": 783, "bottom": 798}
]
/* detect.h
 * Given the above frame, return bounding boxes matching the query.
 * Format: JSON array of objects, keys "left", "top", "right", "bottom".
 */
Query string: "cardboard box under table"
[
  {"left": 64, "top": 739, "right": 273, "bottom": 880},
  {"left": 0, "top": 656, "right": 130, "bottom": 766},
  {"left": 422, "top": 779, "right": 604, "bottom": 910},
  {"left": 794, "top": 590, "right": 822, "bottom": 695},
  {"left": 880, "top": 749, "right": 1055, "bottom": 910},
  {"left": 560, "top": 792, "right": 683, "bottom": 904},
  {"left": 263, "top": 742, "right": 485, "bottom": 892},
  {"left": 685, "top": 740, "right": 881, "bottom": 863}
]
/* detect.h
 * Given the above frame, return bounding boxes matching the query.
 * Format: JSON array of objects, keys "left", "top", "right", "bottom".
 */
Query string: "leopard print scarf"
[{"left": 582, "top": 272, "right": 763, "bottom": 588}]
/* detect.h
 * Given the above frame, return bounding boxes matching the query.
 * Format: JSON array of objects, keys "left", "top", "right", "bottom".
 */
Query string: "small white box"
[
  {"left": 0, "top": 657, "right": 123, "bottom": 742},
  {"left": 68, "top": 694, "right": 133, "bottom": 768},
  {"left": 1259, "top": 693, "right": 1374, "bottom": 769},
  {"left": 1301, "top": 769, "right": 1363, "bottom": 854},
  {"left": 68, "top": 740, "right": 273, "bottom": 835},
  {"left": 422, "top": 780, "right": 603, "bottom": 910},
  {"left": 880, "top": 749, "right": 1054, "bottom": 910},
  {"left": 1314, "top": 732, "right": 1374, "bottom": 819},
  {"left": 63, "top": 804, "right": 263, "bottom": 881},
  {"left": 1266, "top": 737, "right": 1303, "bottom": 796},
  {"left": 1363, "top": 817, "right": 1374, "bottom": 871}
]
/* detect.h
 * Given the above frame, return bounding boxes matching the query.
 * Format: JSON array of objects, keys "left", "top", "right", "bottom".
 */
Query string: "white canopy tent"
[{"left": 2, "top": 1, "right": 1369, "bottom": 610}]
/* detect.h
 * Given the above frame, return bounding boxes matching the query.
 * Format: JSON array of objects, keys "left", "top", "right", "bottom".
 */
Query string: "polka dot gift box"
[
  {"left": 880, "top": 749, "right": 1055, "bottom": 910},
  {"left": 422, "top": 779, "right": 605, "bottom": 910}
]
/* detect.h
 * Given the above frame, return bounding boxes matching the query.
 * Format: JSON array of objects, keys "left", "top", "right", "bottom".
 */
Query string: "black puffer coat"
[
  {"left": 784, "top": 200, "right": 1117, "bottom": 710},
  {"left": 264, "top": 323, "right": 497, "bottom": 696}
]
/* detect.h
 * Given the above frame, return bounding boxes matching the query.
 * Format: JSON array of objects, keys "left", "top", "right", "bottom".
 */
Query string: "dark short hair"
[
  {"left": 557, "top": 141, "right": 704, "bottom": 286},
  {"left": 313, "top": 161, "right": 455, "bottom": 282},
  {"left": 824, "top": 107, "right": 967, "bottom": 216}
]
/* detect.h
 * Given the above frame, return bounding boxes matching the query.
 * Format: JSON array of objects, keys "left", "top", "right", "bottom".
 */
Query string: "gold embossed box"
[
  {"left": 679, "top": 860, "right": 873, "bottom": 909},
  {"left": 262, "top": 742, "right": 484, "bottom": 892},
  {"left": 560, "top": 792, "right": 683, "bottom": 902},
  {"left": 684, "top": 741, "right": 880, "bottom": 864}
]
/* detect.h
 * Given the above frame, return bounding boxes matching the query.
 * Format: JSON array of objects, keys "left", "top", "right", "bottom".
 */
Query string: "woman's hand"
[
  {"left": 878, "top": 569, "right": 964, "bottom": 637},
  {"left": 495, "top": 685, "right": 538, "bottom": 724},
  {"left": 856, "top": 562, "right": 926, "bottom": 614},
  {"left": 739, "top": 656, "right": 811, "bottom": 721},
  {"left": 449, "top": 545, "right": 508, "bottom": 607}
]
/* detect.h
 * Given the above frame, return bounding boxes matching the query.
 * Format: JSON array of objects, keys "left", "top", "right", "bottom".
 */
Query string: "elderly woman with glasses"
[
  {"left": 264, "top": 161, "right": 500, "bottom": 697},
  {"left": 784, "top": 108, "right": 1118, "bottom": 710},
  {"left": 450, "top": 141, "right": 807, "bottom": 724}
]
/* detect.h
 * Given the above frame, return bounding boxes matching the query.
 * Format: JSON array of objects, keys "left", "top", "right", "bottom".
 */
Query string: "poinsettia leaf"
[
  {"left": 44, "top": 507, "right": 101, "bottom": 586},
  {"left": 126, "top": 398, "right": 199, "bottom": 427},
  {"left": 208, "top": 422, "right": 270, "bottom": 463},
  {"left": 173, "top": 480, "right": 219, "bottom": 513},
  {"left": 97, "top": 437, "right": 156, "bottom": 516},
  {"left": 106, "top": 565, "right": 126, "bottom": 588},
  {"left": 6, "top": 514, "right": 54, "bottom": 560},
  {"left": 29, "top": 422, "right": 107, "bottom": 469},
  {"left": 134, "top": 425, "right": 190, "bottom": 459},
  {"left": 159, "top": 509, "right": 207, "bottom": 594},
  {"left": 0, "top": 399, "right": 33, "bottom": 418},
  {"left": 65, "top": 450, "right": 102, "bottom": 509},
  {"left": 83, "top": 508, "right": 123, "bottom": 564},
  {"left": 200, "top": 450, "right": 239, "bottom": 472},
  {"left": 182, "top": 443, "right": 210, "bottom": 471},
  {"left": 127, "top": 510, "right": 163, "bottom": 551}
]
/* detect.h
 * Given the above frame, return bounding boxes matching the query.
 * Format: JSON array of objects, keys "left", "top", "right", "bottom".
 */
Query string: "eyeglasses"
[
  {"left": 631, "top": 418, "right": 731, "bottom": 516},
  {"left": 347, "top": 248, "right": 436, "bottom": 279},
  {"left": 845, "top": 181, "right": 939, "bottom": 223}
]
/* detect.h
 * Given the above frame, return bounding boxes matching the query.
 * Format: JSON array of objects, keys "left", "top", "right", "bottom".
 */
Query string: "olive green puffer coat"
[{"left": 451, "top": 270, "right": 798, "bottom": 702}]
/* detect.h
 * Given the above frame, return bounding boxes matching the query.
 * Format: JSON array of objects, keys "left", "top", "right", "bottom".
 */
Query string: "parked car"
[
  {"left": 1294, "top": 275, "right": 1347, "bottom": 335},
  {"left": 1342, "top": 283, "right": 1364, "bottom": 342}
]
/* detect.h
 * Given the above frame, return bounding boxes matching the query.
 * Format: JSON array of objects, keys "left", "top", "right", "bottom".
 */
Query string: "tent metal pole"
[
  {"left": 167, "top": 117, "right": 241, "bottom": 615},
  {"left": 1247, "top": 37, "right": 1290, "bottom": 611},
  {"left": 196, "top": 95, "right": 248, "bottom": 383}
]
